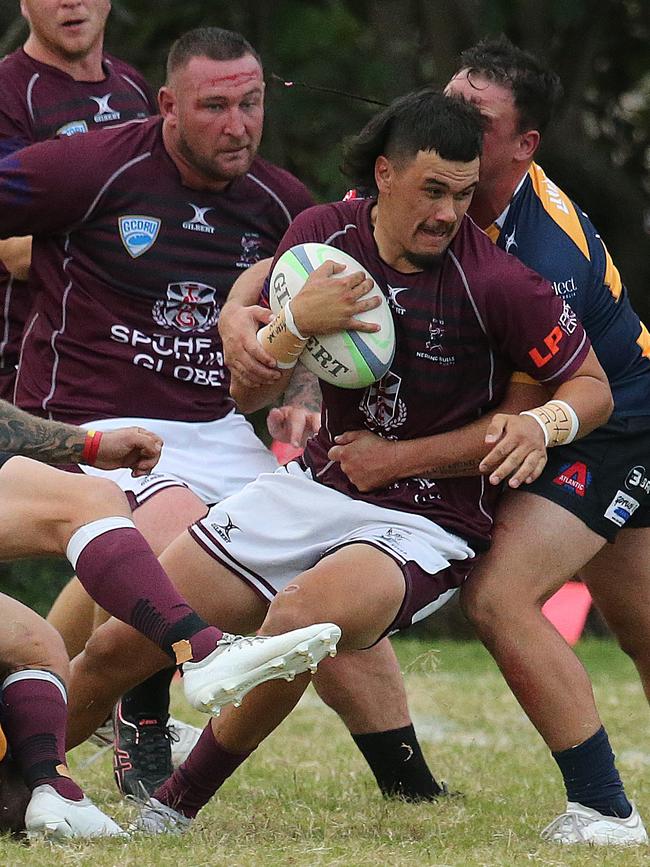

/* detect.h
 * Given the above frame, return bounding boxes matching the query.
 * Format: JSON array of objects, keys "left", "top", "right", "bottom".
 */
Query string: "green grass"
[{"left": 4, "top": 637, "right": 649, "bottom": 865}]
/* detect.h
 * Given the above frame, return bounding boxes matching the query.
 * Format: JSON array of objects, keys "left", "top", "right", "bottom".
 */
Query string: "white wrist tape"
[
  {"left": 284, "top": 300, "right": 307, "bottom": 340},
  {"left": 520, "top": 399, "right": 579, "bottom": 448}
]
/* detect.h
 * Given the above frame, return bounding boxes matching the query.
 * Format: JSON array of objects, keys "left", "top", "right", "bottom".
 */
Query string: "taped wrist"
[
  {"left": 520, "top": 399, "right": 579, "bottom": 447},
  {"left": 256, "top": 305, "right": 308, "bottom": 369}
]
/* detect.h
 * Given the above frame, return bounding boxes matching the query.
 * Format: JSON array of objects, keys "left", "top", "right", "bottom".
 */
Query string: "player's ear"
[
  {"left": 375, "top": 156, "right": 393, "bottom": 195},
  {"left": 516, "top": 129, "right": 540, "bottom": 163},
  {"left": 158, "top": 86, "right": 177, "bottom": 120}
]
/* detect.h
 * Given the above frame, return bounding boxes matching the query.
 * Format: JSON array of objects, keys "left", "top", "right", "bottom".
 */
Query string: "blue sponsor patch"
[{"left": 118, "top": 215, "right": 161, "bottom": 258}]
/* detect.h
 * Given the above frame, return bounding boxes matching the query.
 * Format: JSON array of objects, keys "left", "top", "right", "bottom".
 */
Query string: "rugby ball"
[{"left": 268, "top": 243, "right": 395, "bottom": 388}]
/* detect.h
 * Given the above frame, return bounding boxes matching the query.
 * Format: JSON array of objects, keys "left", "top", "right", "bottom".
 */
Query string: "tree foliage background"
[{"left": 0, "top": 0, "right": 648, "bottom": 626}]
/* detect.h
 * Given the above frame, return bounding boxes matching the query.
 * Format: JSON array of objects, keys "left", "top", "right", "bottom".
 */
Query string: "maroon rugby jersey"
[
  {"left": 272, "top": 198, "right": 590, "bottom": 548},
  {"left": 0, "top": 116, "right": 314, "bottom": 423},
  {"left": 0, "top": 48, "right": 156, "bottom": 398}
]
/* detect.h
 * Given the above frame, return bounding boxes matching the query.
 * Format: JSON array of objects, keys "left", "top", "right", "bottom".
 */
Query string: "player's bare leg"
[
  {"left": 461, "top": 490, "right": 641, "bottom": 836},
  {"left": 47, "top": 578, "right": 96, "bottom": 658},
  {"left": 580, "top": 527, "right": 650, "bottom": 703},
  {"left": 145, "top": 544, "right": 406, "bottom": 825}
]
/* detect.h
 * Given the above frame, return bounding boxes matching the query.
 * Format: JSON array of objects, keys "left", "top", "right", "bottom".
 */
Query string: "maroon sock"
[
  {"left": 1, "top": 671, "right": 84, "bottom": 801},
  {"left": 67, "top": 520, "right": 223, "bottom": 662},
  {"left": 153, "top": 724, "right": 251, "bottom": 818}
]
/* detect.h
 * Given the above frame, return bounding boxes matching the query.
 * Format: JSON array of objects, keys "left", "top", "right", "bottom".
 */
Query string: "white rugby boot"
[
  {"left": 131, "top": 797, "right": 191, "bottom": 835},
  {"left": 25, "top": 784, "right": 127, "bottom": 840},
  {"left": 168, "top": 717, "right": 202, "bottom": 768},
  {"left": 182, "top": 623, "right": 341, "bottom": 716},
  {"left": 541, "top": 801, "right": 648, "bottom": 845}
]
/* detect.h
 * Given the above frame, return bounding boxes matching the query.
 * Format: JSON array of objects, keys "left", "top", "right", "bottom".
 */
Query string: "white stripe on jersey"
[
  {"left": 26, "top": 72, "right": 39, "bottom": 122},
  {"left": 449, "top": 248, "right": 495, "bottom": 403},
  {"left": 118, "top": 72, "right": 149, "bottom": 105},
  {"left": 82, "top": 151, "right": 151, "bottom": 223},
  {"left": 246, "top": 172, "right": 294, "bottom": 225}
]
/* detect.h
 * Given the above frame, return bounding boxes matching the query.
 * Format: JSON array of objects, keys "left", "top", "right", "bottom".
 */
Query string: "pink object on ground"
[
  {"left": 542, "top": 582, "right": 592, "bottom": 646},
  {"left": 271, "top": 441, "right": 304, "bottom": 465}
]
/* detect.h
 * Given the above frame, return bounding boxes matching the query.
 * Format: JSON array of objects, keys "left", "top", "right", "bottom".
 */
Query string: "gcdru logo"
[
  {"left": 56, "top": 120, "right": 89, "bottom": 137},
  {"left": 118, "top": 215, "right": 161, "bottom": 258},
  {"left": 182, "top": 204, "right": 215, "bottom": 234},
  {"left": 153, "top": 282, "right": 220, "bottom": 333},
  {"left": 90, "top": 93, "right": 121, "bottom": 123}
]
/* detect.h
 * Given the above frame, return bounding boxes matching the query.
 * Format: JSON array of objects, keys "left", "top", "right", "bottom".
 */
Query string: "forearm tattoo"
[
  {"left": 0, "top": 400, "right": 85, "bottom": 464},
  {"left": 283, "top": 362, "right": 322, "bottom": 413},
  {"left": 423, "top": 458, "right": 480, "bottom": 478}
]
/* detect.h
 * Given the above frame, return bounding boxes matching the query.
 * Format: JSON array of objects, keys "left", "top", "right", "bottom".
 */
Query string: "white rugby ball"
[{"left": 268, "top": 242, "right": 395, "bottom": 388}]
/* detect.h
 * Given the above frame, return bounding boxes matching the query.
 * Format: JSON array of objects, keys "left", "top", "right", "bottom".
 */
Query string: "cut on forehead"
[{"left": 173, "top": 53, "right": 264, "bottom": 91}]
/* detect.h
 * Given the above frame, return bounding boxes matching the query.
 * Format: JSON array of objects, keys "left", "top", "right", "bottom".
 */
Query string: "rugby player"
[
  {"left": 0, "top": 25, "right": 360, "bottom": 798},
  {"left": 0, "top": 0, "right": 156, "bottom": 401},
  {"left": 56, "top": 91, "right": 612, "bottom": 834},
  {"left": 0, "top": 401, "right": 340, "bottom": 837},
  {"left": 440, "top": 36, "right": 650, "bottom": 844}
]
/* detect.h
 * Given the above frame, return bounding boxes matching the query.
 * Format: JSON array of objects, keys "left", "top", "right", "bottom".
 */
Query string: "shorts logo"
[
  {"left": 604, "top": 490, "right": 640, "bottom": 527},
  {"left": 553, "top": 461, "right": 591, "bottom": 497},
  {"left": 118, "top": 215, "right": 161, "bottom": 258},
  {"left": 56, "top": 120, "right": 89, "bottom": 137},
  {"left": 90, "top": 93, "right": 121, "bottom": 123},
  {"left": 625, "top": 465, "right": 650, "bottom": 494},
  {"left": 210, "top": 514, "right": 240, "bottom": 544},
  {"left": 183, "top": 204, "right": 214, "bottom": 234},
  {"left": 377, "top": 527, "right": 411, "bottom": 556},
  {"left": 153, "top": 281, "right": 220, "bottom": 333}
]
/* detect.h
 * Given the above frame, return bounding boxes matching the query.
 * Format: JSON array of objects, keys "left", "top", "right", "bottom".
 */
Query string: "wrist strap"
[
  {"left": 284, "top": 300, "right": 307, "bottom": 340},
  {"left": 520, "top": 400, "right": 579, "bottom": 447},
  {"left": 81, "top": 429, "right": 103, "bottom": 465}
]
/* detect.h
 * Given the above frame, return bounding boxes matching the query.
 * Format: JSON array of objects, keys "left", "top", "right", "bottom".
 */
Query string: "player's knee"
[
  {"left": 4, "top": 619, "right": 69, "bottom": 683},
  {"left": 73, "top": 476, "right": 130, "bottom": 520},
  {"left": 261, "top": 584, "right": 317, "bottom": 635},
  {"left": 82, "top": 624, "right": 124, "bottom": 676},
  {"left": 459, "top": 578, "right": 504, "bottom": 635}
]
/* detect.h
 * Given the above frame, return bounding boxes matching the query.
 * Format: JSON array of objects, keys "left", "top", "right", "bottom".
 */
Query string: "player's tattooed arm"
[
  {"left": 0, "top": 400, "right": 85, "bottom": 464},
  {"left": 267, "top": 363, "right": 322, "bottom": 448}
]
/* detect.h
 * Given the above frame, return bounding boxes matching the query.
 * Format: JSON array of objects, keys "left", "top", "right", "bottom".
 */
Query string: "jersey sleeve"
[
  {"left": 0, "top": 131, "right": 142, "bottom": 238},
  {"left": 0, "top": 97, "right": 32, "bottom": 159},
  {"left": 483, "top": 254, "right": 591, "bottom": 386}
]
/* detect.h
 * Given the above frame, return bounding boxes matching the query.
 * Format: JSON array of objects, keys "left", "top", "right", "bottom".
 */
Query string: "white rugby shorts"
[
  {"left": 79, "top": 410, "right": 278, "bottom": 506},
  {"left": 189, "top": 461, "right": 476, "bottom": 638}
]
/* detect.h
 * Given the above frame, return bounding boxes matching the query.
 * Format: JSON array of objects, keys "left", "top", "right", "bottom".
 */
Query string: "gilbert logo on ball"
[{"left": 269, "top": 243, "right": 395, "bottom": 388}]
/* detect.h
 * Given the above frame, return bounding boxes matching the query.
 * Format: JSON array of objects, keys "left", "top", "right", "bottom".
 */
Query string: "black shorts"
[{"left": 526, "top": 416, "right": 650, "bottom": 543}]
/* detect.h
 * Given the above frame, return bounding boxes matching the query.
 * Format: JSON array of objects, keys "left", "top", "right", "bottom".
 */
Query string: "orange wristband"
[{"left": 81, "top": 429, "right": 103, "bottom": 465}]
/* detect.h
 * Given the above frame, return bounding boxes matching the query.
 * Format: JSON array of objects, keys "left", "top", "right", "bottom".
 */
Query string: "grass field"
[{"left": 3, "top": 637, "right": 649, "bottom": 866}]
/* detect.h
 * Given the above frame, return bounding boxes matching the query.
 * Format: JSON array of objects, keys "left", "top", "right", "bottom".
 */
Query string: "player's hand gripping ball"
[{"left": 269, "top": 243, "right": 395, "bottom": 388}]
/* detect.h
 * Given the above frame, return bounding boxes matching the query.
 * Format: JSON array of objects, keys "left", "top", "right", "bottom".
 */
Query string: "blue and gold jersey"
[{"left": 489, "top": 163, "right": 650, "bottom": 417}]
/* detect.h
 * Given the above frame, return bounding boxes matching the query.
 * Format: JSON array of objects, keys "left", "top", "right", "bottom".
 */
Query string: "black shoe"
[{"left": 112, "top": 699, "right": 173, "bottom": 798}]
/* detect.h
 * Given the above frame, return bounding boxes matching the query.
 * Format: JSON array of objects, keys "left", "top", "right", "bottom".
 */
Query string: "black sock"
[
  {"left": 552, "top": 726, "right": 632, "bottom": 818},
  {"left": 352, "top": 725, "right": 443, "bottom": 801},
  {"left": 120, "top": 667, "right": 175, "bottom": 723}
]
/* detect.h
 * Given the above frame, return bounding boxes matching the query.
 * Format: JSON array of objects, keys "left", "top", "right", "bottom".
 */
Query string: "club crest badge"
[
  {"left": 118, "top": 215, "right": 161, "bottom": 258},
  {"left": 153, "top": 281, "right": 220, "bottom": 333}
]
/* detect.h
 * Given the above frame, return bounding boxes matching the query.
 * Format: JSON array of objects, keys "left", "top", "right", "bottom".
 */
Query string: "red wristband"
[{"left": 81, "top": 429, "right": 103, "bottom": 465}]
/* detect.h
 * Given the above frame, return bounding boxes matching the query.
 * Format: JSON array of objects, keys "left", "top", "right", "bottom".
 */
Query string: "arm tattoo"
[
  {"left": 282, "top": 362, "right": 322, "bottom": 413},
  {"left": 0, "top": 400, "right": 85, "bottom": 464},
  {"left": 423, "top": 459, "right": 480, "bottom": 479}
]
